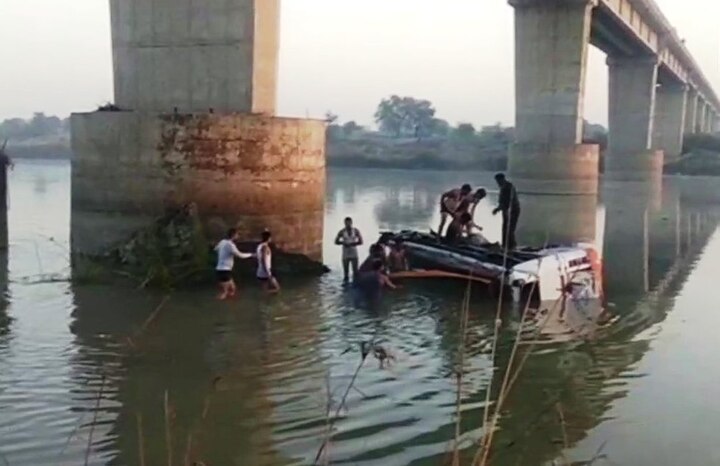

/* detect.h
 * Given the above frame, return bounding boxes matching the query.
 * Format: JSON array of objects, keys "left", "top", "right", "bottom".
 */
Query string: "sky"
[{"left": 0, "top": 0, "right": 718, "bottom": 127}]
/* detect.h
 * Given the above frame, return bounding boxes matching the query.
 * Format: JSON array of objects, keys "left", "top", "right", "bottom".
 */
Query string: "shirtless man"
[
  {"left": 387, "top": 242, "right": 409, "bottom": 273},
  {"left": 468, "top": 188, "right": 487, "bottom": 219},
  {"left": 359, "top": 242, "right": 387, "bottom": 274},
  {"left": 437, "top": 184, "right": 472, "bottom": 236},
  {"left": 356, "top": 259, "right": 397, "bottom": 296}
]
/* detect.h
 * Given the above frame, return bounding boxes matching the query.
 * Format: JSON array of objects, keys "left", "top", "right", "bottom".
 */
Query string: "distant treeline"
[
  {"left": 0, "top": 113, "right": 70, "bottom": 142},
  {"left": 1, "top": 102, "right": 612, "bottom": 171},
  {"left": 665, "top": 133, "right": 720, "bottom": 176},
  {"left": 325, "top": 95, "right": 608, "bottom": 171}
]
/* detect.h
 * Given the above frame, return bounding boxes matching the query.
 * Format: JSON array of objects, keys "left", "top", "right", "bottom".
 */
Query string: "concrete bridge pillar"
[
  {"left": 696, "top": 100, "right": 708, "bottom": 133},
  {"left": 110, "top": 0, "right": 280, "bottom": 114},
  {"left": 706, "top": 110, "right": 715, "bottom": 133},
  {"left": 72, "top": 0, "right": 327, "bottom": 260},
  {"left": 605, "top": 56, "right": 662, "bottom": 182},
  {"left": 684, "top": 89, "right": 699, "bottom": 135},
  {"left": 507, "top": 0, "right": 599, "bottom": 194},
  {"left": 653, "top": 83, "right": 687, "bottom": 162}
]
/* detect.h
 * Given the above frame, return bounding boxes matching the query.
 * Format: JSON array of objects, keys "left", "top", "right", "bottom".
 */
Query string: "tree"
[
  {"left": 582, "top": 120, "right": 608, "bottom": 151},
  {"left": 429, "top": 118, "right": 451, "bottom": 138},
  {"left": 0, "top": 118, "right": 29, "bottom": 140},
  {"left": 28, "top": 113, "right": 61, "bottom": 137},
  {"left": 342, "top": 121, "right": 361, "bottom": 137},
  {"left": 454, "top": 122, "right": 476, "bottom": 140},
  {"left": 374, "top": 95, "right": 436, "bottom": 139}
]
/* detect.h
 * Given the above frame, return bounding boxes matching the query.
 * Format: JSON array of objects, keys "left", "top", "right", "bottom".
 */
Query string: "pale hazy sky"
[{"left": 1, "top": 0, "right": 718, "bottom": 127}]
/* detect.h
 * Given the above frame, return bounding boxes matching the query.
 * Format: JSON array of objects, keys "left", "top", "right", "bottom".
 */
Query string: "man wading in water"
[
  {"left": 214, "top": 228, "right": 254, "bottom": 300},
  {"left": 256, "top": 230, "right": 280, "bottom": 293},
  {"left": 335, "top": 217, "right": 363, "bottom": 283}
]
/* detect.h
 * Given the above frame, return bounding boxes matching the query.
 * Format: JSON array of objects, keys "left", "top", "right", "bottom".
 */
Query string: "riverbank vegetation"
[
  {"left": 328, "top": 96, "right": 608, "bottom": 171},
  {"left": 665, "top": 133, "right": 720, "bottom": 176},
  {"left": 7, "top": 102, "right": 720, "bottom": 176},
  {"left": 0, "top": 113, "right": 71, "bottom": 159}
]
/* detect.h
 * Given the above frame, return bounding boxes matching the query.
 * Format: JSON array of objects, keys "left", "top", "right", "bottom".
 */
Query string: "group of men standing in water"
[{"left": 213, "top": 173, "right": 521, "bottom": 299}]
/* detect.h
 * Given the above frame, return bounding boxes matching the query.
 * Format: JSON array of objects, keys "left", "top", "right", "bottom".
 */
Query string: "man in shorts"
[{"left": 214, "top": 228, "right": 254, "bottom": 300}]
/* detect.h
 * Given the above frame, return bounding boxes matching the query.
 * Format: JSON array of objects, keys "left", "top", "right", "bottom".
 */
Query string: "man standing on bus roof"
[{"left": 492, "top": 173, "right": 521, "bottom": 251}]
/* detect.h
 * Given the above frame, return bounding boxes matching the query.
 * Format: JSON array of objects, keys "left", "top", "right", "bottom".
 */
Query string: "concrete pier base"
[
  {"left": 604, "top": 149, "right": 664, "bottom": 184},
  {"left": 509, "top": 143, "right": 599, "bottom": 194},
  {"left": 71, "top": 111, "right": 326, "bottom": 259},
  {"left": 653, "top": 84, "right": 687, "bottom": 162},
  {"left": 684, "top": 89, "right": 698, "bottom": 135}
]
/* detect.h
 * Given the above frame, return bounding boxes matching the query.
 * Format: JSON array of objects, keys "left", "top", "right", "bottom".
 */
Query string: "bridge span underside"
[{"left": 509, "top": 0, "right": 719, "bottom": 193}]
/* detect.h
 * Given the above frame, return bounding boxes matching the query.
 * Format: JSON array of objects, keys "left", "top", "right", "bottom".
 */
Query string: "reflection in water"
[
  {"left": 1, "top": 163, "right": 720, "bottom": 465},
  {"left": 0, "top": 249, "right": 8, "bottom": 336},
  {"left": 373, "top": 187, "right": 435, "bottom": 232},
  {"left": 517, "top": 193, "right": 598, "bottom": 246},
  {"left": 68, "top": 287, "right": 323, "bottom": 465}
]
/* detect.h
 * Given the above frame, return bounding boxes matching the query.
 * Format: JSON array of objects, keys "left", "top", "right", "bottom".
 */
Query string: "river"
[{"left": 1, "top": 160, "right": 719, "bottom": 465}]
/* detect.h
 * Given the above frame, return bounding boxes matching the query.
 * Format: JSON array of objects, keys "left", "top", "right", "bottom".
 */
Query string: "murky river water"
[{"left": 1, "top": 160, "right": 719, "bottom": 465}]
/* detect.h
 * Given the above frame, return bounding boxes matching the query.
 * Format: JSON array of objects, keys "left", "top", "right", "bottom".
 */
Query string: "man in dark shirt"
[{"left": 492, "top": 173, "right": 521, "bottom": 250}]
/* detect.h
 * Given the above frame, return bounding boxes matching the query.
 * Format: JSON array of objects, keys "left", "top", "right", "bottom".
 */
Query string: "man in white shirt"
[
  {"left": 215, "top": 228, "right": 253, "bottom": 300},
  {"left": 334, "top": 217, "right": 364, "bottom": 283}
]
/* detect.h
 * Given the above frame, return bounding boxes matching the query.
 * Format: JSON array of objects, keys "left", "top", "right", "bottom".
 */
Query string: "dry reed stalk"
[
  {"left": 126, "top": 295, "right": 170, "bottom": 348},
  {"left": 450, "top": 278, "right": 474, "bottom": 466},
  {"left": 58, "top": 412, "right": 88, "bottom": 459},
  {"left": 474, "top": 236, "right": 563, "bottom": 465},
  {"left": 472, "top": 278, "right": 539, "bottom": 466},
  {"left": 556, "top": 402, "right": 570, "bottom": 466},
  {"left": 136, "top": 413, "right": 146, "bottom": 466},
  {"left": 139, "top": 295, "right": 170, "bottom": 335},
  {"left": 183, "top": 432, "right": 193, "bottom": 466},
  {"left": 164, "top": 390, "right": 173, "bottom": 466},
  {"left": 320, "top": 371, "right": 332, "bottom": 466},
  {"left": 83, "top": 374, "right": 106, "bottom": 466},
  {"left": 313, "top": 341, "right": 373, "bottom": 465},
  {"left": 476, "top": 292, "right": 566, "bottom": 465},
  {"left": 477, "top": 232, "right": 513, "bottom": 452}
]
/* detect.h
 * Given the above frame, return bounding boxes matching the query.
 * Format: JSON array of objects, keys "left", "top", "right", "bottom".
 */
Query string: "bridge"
[
  {"left": 509, "top": 0, "right": 720, "bottom": 193},
  {"left": 70, "top": 0, "right": 719, "bottom": 256}
]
